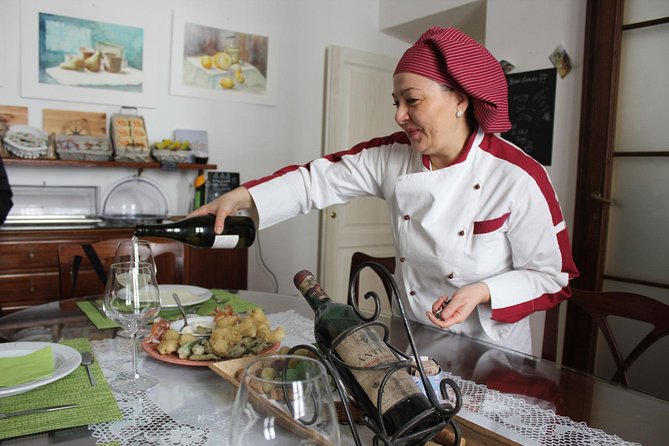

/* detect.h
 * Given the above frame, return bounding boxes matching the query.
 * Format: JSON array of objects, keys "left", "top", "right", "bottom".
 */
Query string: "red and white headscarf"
[{"left": 394, "top": 27, "right": 511, "bottom": 133}]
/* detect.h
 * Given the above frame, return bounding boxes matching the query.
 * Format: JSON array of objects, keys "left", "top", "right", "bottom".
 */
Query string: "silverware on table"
[
  {"left": 0, "top": 404, "right": 79, "bottom": 419},
  {"left": 80, "top": 351, "right": 96, "bottom": 386},
  {"left": 172, "top": 292, "right": 189, "bottom": 329}
]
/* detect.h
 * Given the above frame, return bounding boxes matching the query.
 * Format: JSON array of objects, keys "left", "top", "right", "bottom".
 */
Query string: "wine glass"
[
  {"left": 113, "top": 239, "right": 157, "bottom": 338},
  {"left": 103, "top": 261, "right": 161, "bottom": 394},
  {"left": 230, "top": 354, "right": 341, "bottom": 446},
  {"left": 114, "top": 239, "right": 156, "bottom": 273}
]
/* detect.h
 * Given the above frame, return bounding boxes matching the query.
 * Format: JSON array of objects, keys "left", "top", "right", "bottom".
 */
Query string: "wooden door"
[
  {"left": 318, "top": 46, "right": 398, "bottom": 310},
  {"left": 561, "top": 0, "right": 669, "bottom": 399}
]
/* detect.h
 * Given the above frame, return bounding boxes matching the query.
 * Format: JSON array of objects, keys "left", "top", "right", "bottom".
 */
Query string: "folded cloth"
[
  {"left": 76, "top": 301, "right": 119, "bottom": 330},
  {"left": 0, "top": 338, "right": 122, "bottom": 441},
  {"left": 0, "top": 346, "right": 55, "bottom": 387}
]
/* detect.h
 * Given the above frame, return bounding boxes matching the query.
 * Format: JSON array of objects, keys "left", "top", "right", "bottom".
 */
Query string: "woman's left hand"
[{"left": 425, "top": 282, "right": 491, "bottom": 329}]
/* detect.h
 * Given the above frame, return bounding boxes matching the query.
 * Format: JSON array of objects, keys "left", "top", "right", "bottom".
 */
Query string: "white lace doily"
[{"left": 89, "top": 310, "right": 638, "bottom": 446}]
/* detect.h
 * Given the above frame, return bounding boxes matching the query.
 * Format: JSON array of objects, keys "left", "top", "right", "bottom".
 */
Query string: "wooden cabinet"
[{"left": 0, "top": 228, "right": 247, "bottom": 313}]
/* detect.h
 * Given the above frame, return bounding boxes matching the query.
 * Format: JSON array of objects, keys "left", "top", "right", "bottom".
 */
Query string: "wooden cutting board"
[
  {"left": 42, "top": 109, "right": 107, "bottom": 136},
  {"left": 0, "top": 105, "right": 28, "bottom": 126}
]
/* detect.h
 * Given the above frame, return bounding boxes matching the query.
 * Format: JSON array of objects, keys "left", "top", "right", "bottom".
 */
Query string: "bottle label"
[
  {"left": 211, "top": 235, "right": 239, "bottom": 248},
  {"left": 337, "top": 327, "right": 421, "bottom": 413}
]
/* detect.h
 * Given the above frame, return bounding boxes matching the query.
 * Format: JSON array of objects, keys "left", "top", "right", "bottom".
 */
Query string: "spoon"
[
  {"left": 172, "top": 292, "right": 189, "bottom": 330},
  {"left": 80, "top": 351, "right": 96, "bottom": 387}
]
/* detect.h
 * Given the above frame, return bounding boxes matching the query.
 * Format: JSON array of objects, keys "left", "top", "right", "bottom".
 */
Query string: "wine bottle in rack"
[
  {"left": 133, "top": 214, "right": 255, "bottom": 248},
  {"left": 294, "top": 270, "right": 439, "bottom": 444}
]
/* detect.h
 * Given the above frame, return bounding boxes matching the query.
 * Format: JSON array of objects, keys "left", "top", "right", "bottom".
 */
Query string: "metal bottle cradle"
[{"left": 286, "top": 261, "right": 462, "bottom": 446}]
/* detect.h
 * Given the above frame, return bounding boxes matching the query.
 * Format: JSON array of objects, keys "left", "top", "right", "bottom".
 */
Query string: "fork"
[{"left": 172, "top": 293, "right": 189, "bottom": 330}]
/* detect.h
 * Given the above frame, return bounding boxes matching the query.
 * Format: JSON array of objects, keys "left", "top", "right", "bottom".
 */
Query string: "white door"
[{"left": 318, "top": 46, "right": 398, "bottom": 312}]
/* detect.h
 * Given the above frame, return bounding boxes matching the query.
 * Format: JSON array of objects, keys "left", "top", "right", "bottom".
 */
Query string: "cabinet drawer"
[
  {"left": 0, "top": 272, "right": 60, "bottom": 308},
  {"left": 0, "top": 241, "right": 62, "bottom": 270}
]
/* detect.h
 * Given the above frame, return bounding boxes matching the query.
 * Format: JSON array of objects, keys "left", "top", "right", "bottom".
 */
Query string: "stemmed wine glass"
[
  {"left": 103, "top": 261, "right": 161, "bottom": 394},
  {"left": 113, "top": 239, "right": 157, "bottom": 338},
  {"left": 229, "top": 354, "right": 341, "bottom": 445}
]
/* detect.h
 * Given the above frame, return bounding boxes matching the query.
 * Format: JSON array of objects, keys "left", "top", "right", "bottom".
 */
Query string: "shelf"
[{"left": 3, "top": 158, "right": 217, "bottom": 170}]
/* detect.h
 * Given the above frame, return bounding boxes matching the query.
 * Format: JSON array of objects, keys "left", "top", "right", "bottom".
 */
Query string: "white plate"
[
  {"left": 159, "top": 285, "right": 212, "bottom": 308},
  {"left": 170, "top": 316, "right": 214, "bottom": 337},
  {"left": 0, "top": 342, "right": 82, "bottom": 398}
]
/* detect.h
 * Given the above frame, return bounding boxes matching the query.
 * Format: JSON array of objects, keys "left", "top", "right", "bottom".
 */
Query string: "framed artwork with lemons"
[
  {"left": 20, "top": 0, "right": 158, "bottom": 108},
  {"left": 170, "top": 10, "right": 278, "bottom": 106}
]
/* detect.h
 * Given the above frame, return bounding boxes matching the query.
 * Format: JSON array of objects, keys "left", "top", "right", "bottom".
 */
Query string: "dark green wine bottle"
[
  {"left": 294, "top": 270, "right": 438, "bottom": 444},
  {"left": 133, "top": 214, "right": 255, "bottom": 248}
]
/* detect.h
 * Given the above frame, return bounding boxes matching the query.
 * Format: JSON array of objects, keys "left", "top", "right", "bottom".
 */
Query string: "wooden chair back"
[
  {"left": 58, "top": 238, "right": 184, "bottom": 299},
  {"left": 568, "top": 289, "right": 669, "bottom": 385},
  {"left": 348, "top": 252, "right": 396, "bottom": 308}
]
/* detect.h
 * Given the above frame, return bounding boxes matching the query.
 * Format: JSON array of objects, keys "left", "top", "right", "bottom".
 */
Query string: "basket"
[
  {"left": 110, "top": 107, "right": 150, "bottom": 162},
  {"left": 55, "top": 135, "right": 112, "bottom": 161},
  {"left": 3, "top": 125, "right": 48, "bottom": 159}
]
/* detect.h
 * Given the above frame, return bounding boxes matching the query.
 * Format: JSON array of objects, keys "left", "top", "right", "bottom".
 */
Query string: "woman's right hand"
[{"left": 188, "top": 186, "right": 255, "bottom": 234}]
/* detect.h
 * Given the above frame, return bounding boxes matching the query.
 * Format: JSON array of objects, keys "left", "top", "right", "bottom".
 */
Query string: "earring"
[{"left": 456, "top": 110, "right": 464, "bottom": 118}]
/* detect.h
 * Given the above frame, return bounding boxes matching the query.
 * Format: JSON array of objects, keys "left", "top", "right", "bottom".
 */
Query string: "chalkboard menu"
[
  {"left": 502, "top": 68, "right": 557, "bottom": 166},
  {"left": 206, "top": 171, "right": 240, "bottom": 202}
]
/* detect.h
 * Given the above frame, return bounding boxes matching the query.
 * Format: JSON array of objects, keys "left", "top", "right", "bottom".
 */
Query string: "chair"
[
  {"left": 568, "top": 289, "right": 669, "bottom": 386},
  {"left": 348, "top": 252, "right": 396, "bottom": 308},
  {"left": 58, "top": 238, "right": 184, "bottom": 300}
]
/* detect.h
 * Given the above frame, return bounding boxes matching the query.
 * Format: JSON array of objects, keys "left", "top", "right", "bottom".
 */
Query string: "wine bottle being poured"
[
  {"left": 133, "top": 214, "right": 255, "bottom": 248},
  {"left": 294, "top": 270, "right": 440, "bottom": 444}
]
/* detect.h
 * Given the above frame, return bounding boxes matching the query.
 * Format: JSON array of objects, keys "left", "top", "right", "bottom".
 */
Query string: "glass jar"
[{"left": 224, "top": 35, "right": 240, "bottom": 65}]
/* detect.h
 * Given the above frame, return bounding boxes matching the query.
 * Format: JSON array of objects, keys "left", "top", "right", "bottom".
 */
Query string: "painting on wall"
[
  {"left": 170, "top": 10, "right": 278, "bottom": 106},
  {"left": 20, "top": 1, "right": 158, "bottom": 108}
]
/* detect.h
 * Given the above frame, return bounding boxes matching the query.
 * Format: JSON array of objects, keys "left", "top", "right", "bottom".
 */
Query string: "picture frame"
[
  {"left": 169, "top": 10, "right": 278, "bottom": 106},
  {"left": 20, "top": 0, "right": 159, "bottom": 108}
]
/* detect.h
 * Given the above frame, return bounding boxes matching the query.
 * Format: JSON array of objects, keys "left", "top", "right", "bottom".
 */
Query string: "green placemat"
[
  {"left": 0, "top": 338, "right": 122, "bottom": 441},
  {"left": 76, "top": 301, "right": 119, "bottom": 329},
  {"left": 77, "top": 291, "right": 259, "bottom": 329}
]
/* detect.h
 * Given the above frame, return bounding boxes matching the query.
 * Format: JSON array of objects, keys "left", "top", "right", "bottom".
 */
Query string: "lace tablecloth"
[{"left": 89, "top": 310, "right": 639, "bottom": 446}]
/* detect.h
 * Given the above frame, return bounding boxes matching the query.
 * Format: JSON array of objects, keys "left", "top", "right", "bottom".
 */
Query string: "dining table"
[{"left": 1, "top": 288, "right": 668, "bottom": 446}]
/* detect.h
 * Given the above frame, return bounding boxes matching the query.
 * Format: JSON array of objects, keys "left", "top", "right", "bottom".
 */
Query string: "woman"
[{"left": 192, "top": 27, "right": 579, "bottom": 354}]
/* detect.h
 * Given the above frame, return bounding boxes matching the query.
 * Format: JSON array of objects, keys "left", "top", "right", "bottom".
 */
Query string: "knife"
[{"left": 0, "top": 404, "right": 78, "bottom": 419}]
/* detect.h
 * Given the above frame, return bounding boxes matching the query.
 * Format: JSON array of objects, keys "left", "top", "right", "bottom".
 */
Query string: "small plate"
[
  {"left": 142, "top": 340, "right": 280, "bottom": 367},
  {"left": 158, "top": 285, "right": 212, "bottom": 308},
  {"left": 0, "top": 342, "right": 82, "bottom": 398},
  {"left": 170, "top": 316, "right": 214, "bottom": 338}
]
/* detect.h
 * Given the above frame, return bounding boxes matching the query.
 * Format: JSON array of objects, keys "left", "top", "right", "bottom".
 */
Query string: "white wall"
[
  {"left": 2, "top": 0, "right": 585, "bottom": 304},
  {"left": 1, "top": 0, "right": 408, "bottom": 295}
]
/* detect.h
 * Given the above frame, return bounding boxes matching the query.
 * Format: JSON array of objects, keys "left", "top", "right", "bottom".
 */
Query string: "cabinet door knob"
[
  {"left": 330, "top": 212, "right": 337, "bottom": 219},
  {"left": 27, "top": 252, "right": 35, "bottom": 260},
  {"left": 29, "top": 286, "right": 36, "bottom": 293}
]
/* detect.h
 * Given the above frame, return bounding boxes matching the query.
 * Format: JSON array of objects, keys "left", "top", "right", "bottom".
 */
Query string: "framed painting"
[
  {"left": 170, "top": 10, "right": 278, "bottom": 106},
  {"left": 20, "top": 0, "right": 158, "bottom": 108}
]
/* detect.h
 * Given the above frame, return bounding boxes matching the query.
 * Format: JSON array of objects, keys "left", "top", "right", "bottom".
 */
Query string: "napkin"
[{"left": 0, "top": 346, "right": 55, "bottom": 387}]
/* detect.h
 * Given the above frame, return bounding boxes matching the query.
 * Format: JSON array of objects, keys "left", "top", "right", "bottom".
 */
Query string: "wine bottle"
[
  {"left": 133, "top": 214, "right": 255, "bottom": 248},
  {"left": 192, "top": 173, "right": 206, "bottom": 210},
  {"left": 294, "top": 270, "right": 439, "bottom": 443}
]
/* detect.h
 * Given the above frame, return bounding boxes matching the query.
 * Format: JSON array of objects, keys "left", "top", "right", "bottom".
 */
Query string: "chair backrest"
[
  {"left": 348, "top": 252, "right": 396, "bottom": 308},
  {"left": 58, "top": 238, "right": 184, "bottom": 299},
  {"left": 568, "top": 289, "right": 669, "bottom": 385}
]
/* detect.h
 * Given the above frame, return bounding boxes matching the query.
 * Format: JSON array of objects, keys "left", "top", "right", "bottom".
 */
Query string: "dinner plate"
[
  {"left": 158, "top": 284, "right": 212, "bottom": 308},
  {"left": 170, "top": 316, "right": 214, "bottom": 337},
  {"left": 0, "top": 342, "right": 82, "bottom": 398},
  {"left": 141, "top": 340, "right": 280, "bottom": 367}
]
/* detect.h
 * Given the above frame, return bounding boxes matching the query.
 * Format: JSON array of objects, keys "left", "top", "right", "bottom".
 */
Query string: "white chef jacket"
[{"left": 245, "top": 128, "right": 579, "bottom": 354}]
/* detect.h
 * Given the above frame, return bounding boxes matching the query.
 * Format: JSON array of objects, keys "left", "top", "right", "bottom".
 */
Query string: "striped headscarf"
[{"left": 394, "top": 27, "right": 511, "bottom": 133}]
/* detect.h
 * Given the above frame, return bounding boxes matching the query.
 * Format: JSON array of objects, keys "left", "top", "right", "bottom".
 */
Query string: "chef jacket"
[{"left": 246, "top": 128, "right": 579, "bottom": 354}]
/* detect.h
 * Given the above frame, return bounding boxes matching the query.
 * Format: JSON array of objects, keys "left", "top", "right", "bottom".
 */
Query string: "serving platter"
[
  {"left": 141, "top": 340, "right": 280, "bottom": 367},
  {"left": 0, "top": 342, "right": 81, "bottom": 398}
]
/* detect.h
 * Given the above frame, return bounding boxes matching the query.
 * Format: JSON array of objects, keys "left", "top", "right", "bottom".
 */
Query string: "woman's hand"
[
  {"left": 188, "top": 186, "right": 255, "bottom": 234},
  {"left": 425, "top": 282, "right": 491, "bottom": 329}
]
